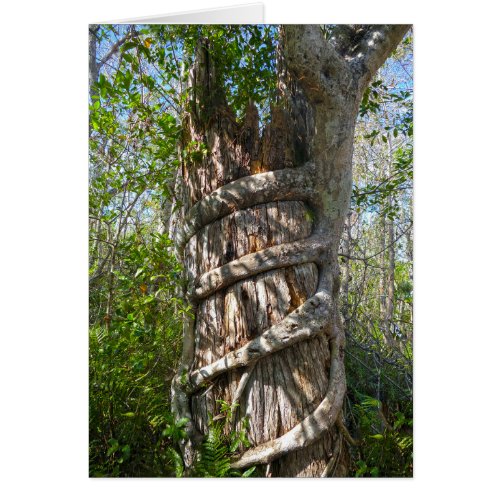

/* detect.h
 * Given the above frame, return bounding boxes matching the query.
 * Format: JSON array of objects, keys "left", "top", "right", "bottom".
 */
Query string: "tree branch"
[
  {"left": 339, "top": 223, "right": 412, "bottom": 262},
  {"left": 282, "top": 25, "right": 351, "bottom": 103},
  {"left": 187, "top": 287, "right": 333, "bottom": 392},
  {"left": 191, "top": 235, "right": 327, "bottom": 300},
  {"left": 351, "top": 25, "right": 411, "bottom": 89},
  {"left": 231, "top": 321, "right": 346, "bottom": 469},
  {"left": 175, "top": 164, "right": 317, "bottom": 255},
  {"left": 97, "top": 29, "right": 131, "bottom": 71}
]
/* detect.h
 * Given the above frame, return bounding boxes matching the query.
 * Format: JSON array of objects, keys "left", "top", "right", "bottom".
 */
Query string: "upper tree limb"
[
  {"left": 350, "top": 25, "right": 412, "bottom": 90},
  {"left": 282, "top": 24, "right": 411, "bottom": 101}
]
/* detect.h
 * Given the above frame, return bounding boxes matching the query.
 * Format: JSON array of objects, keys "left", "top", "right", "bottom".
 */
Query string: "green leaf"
[
  {"left": 242, "top": 466, "right": 256, "bottom": 477},
  {"left": 107, "top": 438, "right": 119, "bottom": 456},
  {"left": 122, "top": 41, "right": 137, "bottom": 52},
  {"left": 121, "top": 444, "right": 131, "bottom": 460},
  {"left": 229, "top": 439, "right": 240, "bottom": 453},
  {"left": 176, "top": 417, "right": 189, "bottom": 428},
  {"left": 355, "top": 460, "right": 367, "bottom": 477},
  {"left": 166, "top": 448, "right": 184, "bottom": 478}
]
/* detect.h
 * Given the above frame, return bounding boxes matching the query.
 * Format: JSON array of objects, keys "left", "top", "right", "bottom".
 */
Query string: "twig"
[
  {"left": 339, "top": 223, "right": 412, "bottom": 262},
  {"left": 336, "top": 417, "right": 360, "bottom": 446}
]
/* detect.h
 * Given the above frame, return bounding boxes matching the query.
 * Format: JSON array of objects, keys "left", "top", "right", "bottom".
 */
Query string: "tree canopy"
[{"left": 89, "top": 24, "right": 412, "bottom": 477}]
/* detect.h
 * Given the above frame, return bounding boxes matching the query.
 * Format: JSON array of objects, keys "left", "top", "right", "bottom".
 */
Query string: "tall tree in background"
[{"left": 171, "top": 25, "right": 410, "bottom": 477}]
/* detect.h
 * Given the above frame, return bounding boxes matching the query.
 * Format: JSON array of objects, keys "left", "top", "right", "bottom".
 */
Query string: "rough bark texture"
[
  {"left": 89, "top": 25, "right": 98, "bottom": 92},
  {"left": 171, "top": 25, "right": 410, "bottom": 477}
]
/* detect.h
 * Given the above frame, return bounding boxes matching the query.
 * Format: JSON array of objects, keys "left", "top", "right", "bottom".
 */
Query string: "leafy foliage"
[
  {"left": 349, "top": 394, "right": 413, "bottom": 477},
  {"left": 89, "top": 320, "right": 183, "bottom": 477},
  {"left": 168, "top": 24, "right": 278, "bottom": 118},
  {"left": 338, "top": 31, "right": 413, "bottom": 478},
  {"left": 88, "top": 25, "right": 276, "bottom": 476},
  {"left": 352, "top": 33, "right": 413, "bottom": 219},
  {"left": 352, "top": 145, "right": 413, "bottom": 220},
  {"left": 89, "top": 24, "right": 412, "bottom": 478},
  {"left": 193, "top": 401, "right": 256, "bottom": 478}
]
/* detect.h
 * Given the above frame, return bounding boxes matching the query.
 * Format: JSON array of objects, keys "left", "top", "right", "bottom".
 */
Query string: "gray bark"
[
  {"left": 386, "top": 204, "right": 395, "bottom": 339},
  {"left": 381, "top": 126, "right": 396, "bottom": 347},
  {"left": 171, "top": 25, "right": 410, "bottom": 477},
  {"left": 89, "top": 25, "right": 99, "bottom": 94}
]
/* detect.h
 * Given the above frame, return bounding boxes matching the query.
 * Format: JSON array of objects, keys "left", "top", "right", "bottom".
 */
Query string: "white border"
[
  {"left": 1, "top": 1, "right": 499, "bottom": 499},
  {"left": 103, "top": 3, "right": 264, "bottom": 24}
]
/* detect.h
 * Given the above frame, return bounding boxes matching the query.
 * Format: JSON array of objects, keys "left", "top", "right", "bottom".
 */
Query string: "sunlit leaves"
[
  {"left": 352, "top": 145, "right": 413, "bottom": 220},
  {"left": 164, "top": 24, "right": 278, "bottom": 118}
]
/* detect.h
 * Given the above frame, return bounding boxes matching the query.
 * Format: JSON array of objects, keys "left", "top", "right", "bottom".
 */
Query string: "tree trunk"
[
  {"left": 171, "top": 25, "right": 410, "bottom": 477},
  {"left": 89, "top": 25, "right": 99, "bottom": 96},
  {"left": 386, "top": 207, "right": 395, "bottom": 337},
  {"left": 341, "top": 211, "right": 356, "bottom": 329},
  {"left": 380, "top": 127, "right": 396, "bottom": 347}
]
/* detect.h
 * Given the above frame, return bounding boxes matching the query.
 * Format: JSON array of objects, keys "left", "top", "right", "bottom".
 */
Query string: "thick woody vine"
[
  {"left": 172, "top": 162, "right": 346, "bottom": 469},
  {"left": 170, "top": 25, "right": 410, "bottom": 472}
]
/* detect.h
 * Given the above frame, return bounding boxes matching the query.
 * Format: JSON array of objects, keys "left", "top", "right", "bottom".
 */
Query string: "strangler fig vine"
[{"left": 170, "top": 24, "right": 410, "bottom": 477}]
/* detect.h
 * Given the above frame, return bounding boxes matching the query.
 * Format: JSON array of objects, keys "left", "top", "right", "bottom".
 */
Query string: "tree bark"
[
  {"left": 386, "top": 204, "right": 395, "bottom": 339},
  {"left": 171, "top": 25, "right": 410, "bottom": 477},
  {"left": 380, "top": 126, "right": 396, "bottom": 347},
  {"left": 89, "top": 25, "right": 99, "bottom": 97},
  {"left": 340, "top": 211, "right": 356, "bottom": 331}
]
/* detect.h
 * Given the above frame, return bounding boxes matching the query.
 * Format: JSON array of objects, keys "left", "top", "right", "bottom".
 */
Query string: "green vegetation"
[{"left": 89, "top": 25, "right": 413, "bottom": 477}]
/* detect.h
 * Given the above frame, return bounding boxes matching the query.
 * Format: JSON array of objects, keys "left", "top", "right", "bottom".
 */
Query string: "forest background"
[
  {"left": 88, "top": 23, "right": 413, "bottom": 478},
  {"left": 2, "top": 0, "right": 499, "bottom": 498}
]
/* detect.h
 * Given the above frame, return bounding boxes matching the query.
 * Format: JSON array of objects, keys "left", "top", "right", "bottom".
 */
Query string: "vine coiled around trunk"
[{"left": 171, "top": 162, "right": 347, "bottom": 470}]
